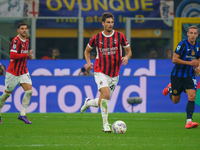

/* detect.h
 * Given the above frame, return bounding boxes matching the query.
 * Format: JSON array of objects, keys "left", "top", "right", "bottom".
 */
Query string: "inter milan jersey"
[
  {"left": 7, "top": 35, "right": 29, "bottom": 76},
  {"left": 171, "top": 39, "right": 200, "bottom": 77},
  {"left": 88, "top": 30, "right": 129, "bottom": 77}
]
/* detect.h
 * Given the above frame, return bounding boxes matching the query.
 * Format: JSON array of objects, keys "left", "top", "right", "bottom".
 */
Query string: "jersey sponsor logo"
[
  {"left": 187, "top": 49, "right": 190, "bottom": 51},
  {"left": 186, "top": 55, "right": 196, "bottom": 59},
  {"left": 99, "top": 47, "right": 118, "bottom": 55}
]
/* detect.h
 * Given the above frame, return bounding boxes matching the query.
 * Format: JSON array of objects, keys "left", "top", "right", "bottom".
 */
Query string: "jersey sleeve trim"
[
  {"left": 123, "top": 44, "right": 130, "bottom": 48},
  {"left": 10, "top": 50, "right": 17, "bottom": 53},
  {"left": 87, "top": 43, "right": 93, "bottom": 49}
]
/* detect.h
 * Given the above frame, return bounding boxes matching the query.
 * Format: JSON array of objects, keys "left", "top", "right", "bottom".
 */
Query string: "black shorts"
[{"left": 170, "top": 75, "right": 197, "bottom": 96}]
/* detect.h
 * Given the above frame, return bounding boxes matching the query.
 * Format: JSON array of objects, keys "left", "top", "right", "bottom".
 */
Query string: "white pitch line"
[{"left": 1, "top": 143, "right": 192, "bottom": 148}]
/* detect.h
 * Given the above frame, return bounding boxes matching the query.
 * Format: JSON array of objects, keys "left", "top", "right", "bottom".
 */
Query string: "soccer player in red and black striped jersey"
[
  {"left": 81, "top": 12, "right": 132, "bottom": 132},
  {"left": 0, "top": 22, "right": 33, "bottom": 124}
]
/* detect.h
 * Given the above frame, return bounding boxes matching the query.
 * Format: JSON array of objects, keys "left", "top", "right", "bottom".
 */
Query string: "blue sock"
[{"left": 186, "top": 101, "right": 195, "bottom": 119}]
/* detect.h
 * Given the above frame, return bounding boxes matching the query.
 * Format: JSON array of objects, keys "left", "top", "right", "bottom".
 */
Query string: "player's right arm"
[
  {"left": 84, "top": 45, "right": 93, "bottom": 70},
  {"left": 172, "top": 52, "right": 198, "bottom": 66},
  {"left": 172, "top": 42, "right": 198, "bottom": 66},
  {"left": 84, "top": 35, "right": 96, "bottom": 70}
]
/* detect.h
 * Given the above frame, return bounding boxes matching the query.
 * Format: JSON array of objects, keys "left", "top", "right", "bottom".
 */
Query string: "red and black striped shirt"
[
  {"left": 88, "top": 30, "right": 129, "bottom": 77},
  {"left": 7, "top": 35, "right": 29, "bottom": 76}
]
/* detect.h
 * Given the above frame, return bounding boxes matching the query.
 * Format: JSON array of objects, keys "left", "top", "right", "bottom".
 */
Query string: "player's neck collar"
[
  {"left": 17, "top": 35, "right": 26, "bottom": 42},
  {"left": 102, "top": 30, "right": 114, "bottom": 37},
  {"left": 187, "top": 38, "right": 197, "bottom": 46}
]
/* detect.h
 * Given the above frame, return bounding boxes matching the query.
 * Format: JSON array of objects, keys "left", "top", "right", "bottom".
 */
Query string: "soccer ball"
[{"left": 112, "top": 120, "right": 127, "bottom": 134}]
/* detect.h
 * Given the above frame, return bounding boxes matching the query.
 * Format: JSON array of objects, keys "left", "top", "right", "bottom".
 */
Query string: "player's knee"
[
  {"left": 172, "top": 98, "right": 180, "bottom": 104},
  {"left": 104, "top": 93, "right": 110, "bottom": 100},
  {"left": 101, "top": 91, "right": 110, "bottom": 100},
  {"left": 189, "top": 94, "right": 196, "bottom": 101}
]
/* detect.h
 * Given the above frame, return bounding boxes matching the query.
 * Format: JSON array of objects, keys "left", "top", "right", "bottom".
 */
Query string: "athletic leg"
[
  {"left": 0, "top": 72, "right": 19, "bottom": 123},
  {"left": 185, "top": 89, "right": 198, "bottom": 129},
  {"left": 99, "top": 87, "right": 111, "bottom": 133},
  {"left": 0, "top": 91, "right": 11, "bottom": 124},
  {"left": 20, "top": 83, "right": 32, "bottom": 116},
  {"left": 18, "top": 73, "right": 32, "bottom": 124}
]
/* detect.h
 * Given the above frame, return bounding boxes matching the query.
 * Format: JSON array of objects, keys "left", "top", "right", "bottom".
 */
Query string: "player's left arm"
[
  {"left": 27, "top": 49, "right": 33, "bottom": 59},
  {"left": 122, "top": 46, "right": 132, "bottom": 65},
  {"left": 194, "top": 57, "right": 200, "bottom": 75}
]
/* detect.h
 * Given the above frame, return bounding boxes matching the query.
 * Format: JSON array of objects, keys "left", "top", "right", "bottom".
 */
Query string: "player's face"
[
  {"left": 187, "top": 28, "right": 198, "bottom": 43},
  {"left": 102, "top": 18, "right": 114, "bottom": 33},
  {"left": 17, "top": 25, "right": 28, "bottom": 38}
]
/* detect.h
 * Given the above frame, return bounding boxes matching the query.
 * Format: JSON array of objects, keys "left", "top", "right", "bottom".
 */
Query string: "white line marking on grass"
[
  {"left": 28, "top": 115, "right": 171, "bottom": 121},
  {"left": 2, "top": 144, "right": 64, "bottom": 147},
  {"left": 1, "top": 143, "right": 193, "bottom": 148}
]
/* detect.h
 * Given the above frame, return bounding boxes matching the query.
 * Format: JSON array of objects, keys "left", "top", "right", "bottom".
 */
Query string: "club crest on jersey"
[
  {"left": 197, "top": 47, "right": 199, "bottom": 52},
  {"left": 173, "top": 89, "right": 178, "bottom": 94},
  {"left": 100, "top": 81, "right": 103, "bottom": 85},
  {"left": 192, "top": 50, "right": 195, "bottom": 56},
  {"left": 114, "top": 39, "right": 117, "bottom": 44}
]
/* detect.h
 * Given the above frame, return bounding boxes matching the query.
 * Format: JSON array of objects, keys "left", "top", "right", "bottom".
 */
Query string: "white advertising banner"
[{"left": 0, "top": 0, "right": 24, "bottom": 17}]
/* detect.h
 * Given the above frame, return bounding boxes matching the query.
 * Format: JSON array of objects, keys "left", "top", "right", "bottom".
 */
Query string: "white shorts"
[
  {"left": 5, "top": 72, "right": 32, "bottom": 92},
  {"left": 94, "top": 72, "right": 119, "bottom": 96}
]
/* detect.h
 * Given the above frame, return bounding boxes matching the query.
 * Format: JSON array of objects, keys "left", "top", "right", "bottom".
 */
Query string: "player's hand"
[
  {"left": 194, "top": 67, "right": 200, "bottom": 74},
  {"left": 190, "top": 59, "right": 198, "bottom": 67},
  {"left": 1, "top": 65, "right": 5, "bottom": 72},
  {"left": 87, "top": 63, "right": 93, "bottom": 71},
  {"left": 121, "top": 57, "right": 128, "bottom": 65},
  {"left": 27, "top": 49, "right": 33, "bottom": 59}
]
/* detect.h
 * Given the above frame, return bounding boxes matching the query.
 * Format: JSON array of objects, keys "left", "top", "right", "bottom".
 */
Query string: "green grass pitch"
[{"left": 0, "top": 113, "right": 200, "bottom": 150}]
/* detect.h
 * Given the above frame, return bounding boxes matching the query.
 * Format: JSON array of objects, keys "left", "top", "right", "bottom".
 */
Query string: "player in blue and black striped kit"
[{"left": 163, "top": 26, "right": 200, "bottom": 129}]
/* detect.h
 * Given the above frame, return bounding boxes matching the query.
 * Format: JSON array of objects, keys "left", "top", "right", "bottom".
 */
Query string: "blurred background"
[{"left": 0, "top": 0, "right": 191, "bottom": 60}]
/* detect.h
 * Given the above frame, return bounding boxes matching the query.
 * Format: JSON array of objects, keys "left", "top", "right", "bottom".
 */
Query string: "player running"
[
  {"left": 80, "top": 12, "right": 132, "bottom": 132},
  {"left": 0, "top": 22, "right": 33, "bottom": 124},
  {"left": 163, "top": 26, "right": 200, "bottom": 129}
]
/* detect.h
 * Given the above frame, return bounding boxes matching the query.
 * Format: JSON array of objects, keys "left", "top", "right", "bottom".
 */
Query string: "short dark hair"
[
  {"left": 17, "top": 22, "right": 28, "bottom": 29},
  {"left": 102, "top": 12, "right": 114, "bottom": 22}
]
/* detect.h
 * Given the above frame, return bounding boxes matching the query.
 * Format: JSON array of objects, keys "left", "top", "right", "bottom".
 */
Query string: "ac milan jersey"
[
  {"left": 7, "top": 35, "right": 29, "bottom": 76},
  {"left": 88, "top": 30, "right": 129, "bottom": 77},
  {"left": 171, "top": 39, "right": 200, "bottom": 77}
]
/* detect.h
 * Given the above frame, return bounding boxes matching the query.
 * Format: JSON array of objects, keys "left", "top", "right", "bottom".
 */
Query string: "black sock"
[
  {"left": 186, "top": 101, "right": 195, "bottom": 119},
  {"left": 169, "top": 87, "right": 172, "bottom": 100}
]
